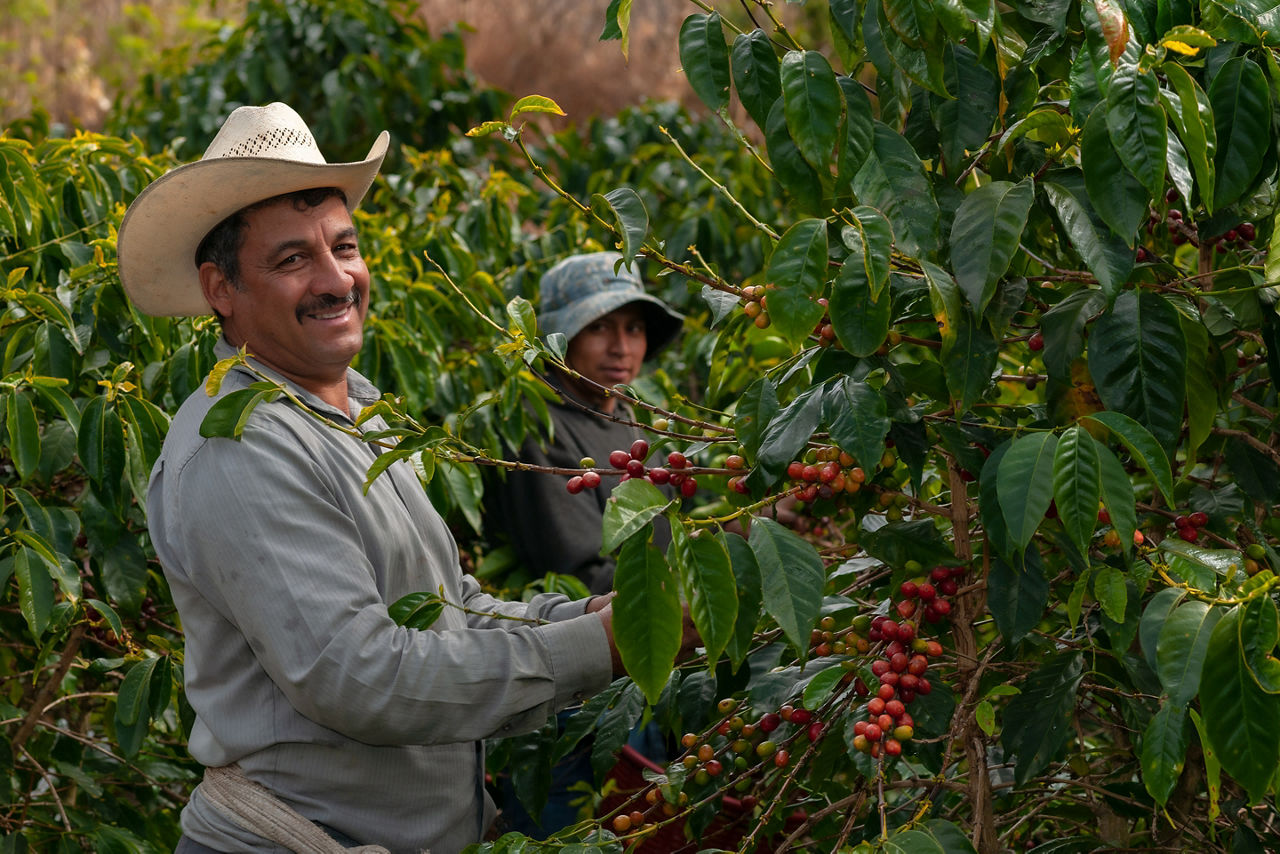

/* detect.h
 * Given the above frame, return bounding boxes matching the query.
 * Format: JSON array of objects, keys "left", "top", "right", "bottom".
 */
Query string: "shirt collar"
[{"left": 213, "top": 335, "right": 381, "bottom": 422}]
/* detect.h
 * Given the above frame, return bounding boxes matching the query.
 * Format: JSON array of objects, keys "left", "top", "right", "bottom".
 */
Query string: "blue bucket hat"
[{"left": 538, "top": 252, "right": 684, "bottom": 358}]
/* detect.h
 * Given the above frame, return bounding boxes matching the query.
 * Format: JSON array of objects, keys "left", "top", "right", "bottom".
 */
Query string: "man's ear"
[{"left": 200, "top": 262, "right": 236, "bottom": 317}]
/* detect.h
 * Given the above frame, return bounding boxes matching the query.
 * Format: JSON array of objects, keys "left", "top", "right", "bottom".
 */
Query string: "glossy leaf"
[
  {"left": 1093, "top": 565, "right": 1127, "bottom": 623},
  {"left": 1040, "top": 288, "right": 1106, "bottom": 381},
  {"left": 1081, "top": 104, "right": 1151, "bottom": 241},
  {"left": 1002, "top": 651, "right": 1085, "bottom": 785},
  {"left": 1210, "top": 56, "right": 1271, "bottom": 210},
  {"left": 931, "top": 44, "right": 1000, "bottom": 176},
  {"left": 5, "top": 390, "right": 40, "bottom": 482},
  {"left": 591, "top": 187, "right": 649, "bottom": 264},
  {"left": 1161, "top": 539, "right": 1244, "bottom": 589},
  {"left": 679, "top": 13, "right": 731, "bottom": 113},
  {"left": 755, "top": 385, "right": 825, "bottom": 484},
  {"left": 765, "top": 98, "right": 825, "bottom": 214},
  {"left": 722, "top": 532, "right": 763, "bottom": 669},
  {"left": 830, "top": 248, "right": 892, "bottom": 357},
  {"left": 837, "top": 77, "right": 875, "bottom": 183},
  {"left": 77, "top": 393, "right": 126, "bottom": 510},
  {"left": 1239, "top": 596, "right": 1280, "bottom": 694},
  {"left": 613, "top": 536, "right": 682, "bottom": 704},
  {"left": 824, "top": 377, "right": 892, "bottom": 470},
  {"left": 669, "top": 523, "right": 737, "bottom": 668},
  {"left": 734, "top": 377, "right": 779, "bottom": 460},
  {"left": 1140, "top": 587, "right": 1186, "bottom": 673},
  {"left": 1141, "top": 703, "right": 1191, "bottom": 805},
  {"left": 949, "top": 179, "right": 1034, "bottom": 315},
  {"left": 997, "top": 431, "right": 1059, "bottom": 551},
  {"left": 844, "top": 204, "right": 894, "bottom": 299},
  {"left": 13, "top": 547, "right": 53, "bottom": 640},
  {"left": 1201, "top": 607, "right": 1280, "bottom": 803},
  {"left": 749, "top": 517, "right": 825, "bottom": 654},
  {"left": 764, "top": 218, "right": 829, "bottom": 346},
  {"left": 1083, "top": 409, "right": 1176, "bottom": 508},
  {"left": 941, "top": 309, "right": 999, "bottom": 414},
  {"left": 998, "top": 108, "right": 1072, "bottom": 155},
  {"left": 731, "top": 29, "right": 782, "bottom": 131},
  {"left": 781, "top": 50, "right": 841, "bottom": 171},
  {"left": 1180, "top": 313, "right": 1219, "bottom": 462},
  {"left": 852, "top": 123, "right": 940, "bottom": 258},
  {"left": 988, "top": 551, "right": 1049, "bottom": 644},
  {"left": 388, "top": 591, "right": 445, "bottom": 630},
  {"left": 1087, "top": 291, "right": 1187, "bottom": 454},
  {"left": 1105, "top": 61, "right": 1167, "bottom": 198},
  {"left": 1160, "top": 61, "right": 1216, "bottom": 210},
  {"left": 1041, "top": 176, "right": 1134, "bottom": 299},
  {"left": 199, "top": 386, "right": 281, "bottom": 440},
  {"left": 600, "top": 478, "right": 673, "bottom": 555},
  {"left": 1052, "top": 426, "right": 1102, "bottom": 558},
  {"left": 1157, "top": 599, "right": 1221, "bottom": 707}
]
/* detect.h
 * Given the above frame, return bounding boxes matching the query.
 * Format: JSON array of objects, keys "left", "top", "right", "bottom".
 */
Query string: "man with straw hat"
[{"left": 118, "top": 103, "right": 680, "bottom": 853}]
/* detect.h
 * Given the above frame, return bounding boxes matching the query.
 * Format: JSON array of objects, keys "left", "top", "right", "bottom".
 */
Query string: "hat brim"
[
  {"left": 117, "top": 131, "right": 390, "bottom": 317},
  {"left": 541, "top": 291, "right": 684, "bottom": 358}
]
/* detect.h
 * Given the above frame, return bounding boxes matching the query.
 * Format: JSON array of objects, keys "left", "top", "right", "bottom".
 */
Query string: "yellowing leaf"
[
  {"left": 465, "top": 120, "right": 510, "bottom": 138},
  {"left": 1162, "top": 40, "right": 1200, "bottom": 56},
  {"left": 509, "top": 95, "right": 566, "bottom": 120}
]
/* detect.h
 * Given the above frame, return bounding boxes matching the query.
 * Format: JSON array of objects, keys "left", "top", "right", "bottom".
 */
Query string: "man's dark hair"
[{"left": 195, "top": 187, "right": 349, "bottom": 288}]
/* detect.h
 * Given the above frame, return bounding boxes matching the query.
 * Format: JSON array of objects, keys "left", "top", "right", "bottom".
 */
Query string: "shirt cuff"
[{"left": 539, "top": 612, "right": 613, "bottom": 709}]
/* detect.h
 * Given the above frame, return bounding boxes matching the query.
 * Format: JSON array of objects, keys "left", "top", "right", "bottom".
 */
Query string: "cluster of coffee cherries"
[
  {"left": 1172, "top": 510, "right": 1210, "bottom": 543},
  {"left": 847, "top": 568, "right": 962, "bottom": 759},
  {"left": 1097, "top": 508, "right": 1147, "bottom": 548},
  {"left": 741, "top": 284, "right": 772, "bottom": 329},
  {"left": 782, "top": 447, "right": 868, "bottom": 503},
  {"left": 566, "top": 439, "right": 699, "bottom": 497},
  {"left": 674, "top": 696, "right": 823, "bottom": 800},
  {"left": 1155, "top": 190, "right": 1257, "bottom": 253}
]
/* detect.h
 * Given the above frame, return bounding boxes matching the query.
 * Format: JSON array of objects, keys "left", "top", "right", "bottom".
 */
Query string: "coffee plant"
[{"left": 4, "top": 0, "right": 1280, "bottom": 851}]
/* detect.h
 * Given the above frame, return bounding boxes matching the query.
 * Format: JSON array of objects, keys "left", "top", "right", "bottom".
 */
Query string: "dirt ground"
[{"left": 0, "top": 0, "right": 701, "bottom": 130}]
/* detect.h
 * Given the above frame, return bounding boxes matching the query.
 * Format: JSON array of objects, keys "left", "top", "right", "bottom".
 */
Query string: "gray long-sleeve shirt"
[{"left": 148, "top": 340, "right": 612, "bottom": 853}]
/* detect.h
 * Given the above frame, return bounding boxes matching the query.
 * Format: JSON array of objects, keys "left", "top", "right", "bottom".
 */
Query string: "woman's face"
[{"left": 563, "top": 303, "right": 648, "bottom": 413}]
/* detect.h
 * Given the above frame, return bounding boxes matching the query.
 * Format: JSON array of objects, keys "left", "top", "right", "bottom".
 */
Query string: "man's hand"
[
  {"left": 593, "top": 600, "right": 626, "bottom": 676},
  {"left": 591, "top": 593, "right": 702, "bottom": 676}
]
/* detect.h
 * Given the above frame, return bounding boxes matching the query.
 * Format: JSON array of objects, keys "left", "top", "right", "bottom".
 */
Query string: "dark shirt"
[{"left": 491, "top": 391, "right": 672, "bottom": 594}]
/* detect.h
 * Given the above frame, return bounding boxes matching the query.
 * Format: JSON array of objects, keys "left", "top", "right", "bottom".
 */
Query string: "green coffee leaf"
[
  {"left": 669, "top": 523, "right": 737, "bottom": 668},
  {"left": 998, "top": 431, "right": 1059, "bottom": 551},
  {"left": 614, "top": 536, "right": 682, "bottom": 704},
  {"left": 1200, "top": 607, "right": 1280, "bottom": 803},
  {"left": 679, "top": 12, "right": 731, "bottom": 113},
  {"left": 749, "top": 518, "right": 825, "bottom": 654},
  {"left": 388, "top": 591, "right": 446, "bottom": 630},
  {"left": 950, "top": 179, "right": 1035, "bottom": 317},
  {"left": 601, "top": 478, "right": 673, "bottom": 555}
]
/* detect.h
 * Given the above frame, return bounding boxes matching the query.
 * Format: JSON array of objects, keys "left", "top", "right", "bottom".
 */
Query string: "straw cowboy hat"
[
  {"left": 117, "top": 102, "right": 389, "bottom": 317},
  {"left": 538, "top": 252, "right": 684, "bottom": 358}
]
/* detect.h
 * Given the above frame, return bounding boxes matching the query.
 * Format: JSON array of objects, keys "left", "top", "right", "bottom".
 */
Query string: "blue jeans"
[{"left": 498, "top": 714, "right": 668, "bottom": 838}]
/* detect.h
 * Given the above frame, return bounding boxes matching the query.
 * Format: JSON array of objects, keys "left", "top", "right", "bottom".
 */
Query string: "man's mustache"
[{"left": 296, "top": 291, "right": 360, "bottom": 323}]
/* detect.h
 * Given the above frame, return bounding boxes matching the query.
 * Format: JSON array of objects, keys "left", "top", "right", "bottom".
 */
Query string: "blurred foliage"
[{"left": 5, "top": 0, "right": 1280, "bottom": 850}]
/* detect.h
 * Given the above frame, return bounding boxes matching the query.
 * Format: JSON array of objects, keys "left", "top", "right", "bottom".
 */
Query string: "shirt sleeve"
[{"left": 164, "top": 411, "right": 612, "bottom": 746}]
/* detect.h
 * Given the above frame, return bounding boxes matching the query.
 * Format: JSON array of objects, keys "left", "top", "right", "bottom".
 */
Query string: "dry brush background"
[{"left": 0, "top": 0, "right": 702, "bottom": 131}]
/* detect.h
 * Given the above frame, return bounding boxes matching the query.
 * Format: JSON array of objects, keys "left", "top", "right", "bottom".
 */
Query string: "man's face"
[
  {"left": 564, "top": 303, "right": 648, "bottom": 412},
  {"left": 202, "top": 195, "right": 370, "bottom": 397}
]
